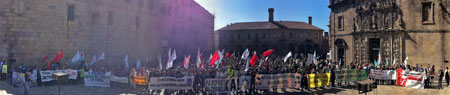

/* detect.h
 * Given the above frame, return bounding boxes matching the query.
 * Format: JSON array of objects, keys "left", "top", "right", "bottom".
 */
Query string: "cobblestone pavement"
[{"left": 2, "top": 81, "right": 450, "bottom": 95}]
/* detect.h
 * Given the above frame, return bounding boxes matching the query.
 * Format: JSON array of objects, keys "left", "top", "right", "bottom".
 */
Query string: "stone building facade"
[
  {"left": 218, "top": 8, "right": 325, "bottom": 55},
  {"left": 0, "top": 0, "right": 214, "bottom": 68},
  {"left": 329, "top": 0, "right": 450, "bottom": 67}
]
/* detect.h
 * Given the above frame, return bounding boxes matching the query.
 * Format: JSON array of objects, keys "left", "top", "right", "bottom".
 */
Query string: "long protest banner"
[
  {"left": 370, "top": 70, "right": 396, "bottom": 80},
  {"left": 307, "top": 73, "right": 330, "bottom": 88},
  {"left": 110, "top": 75, "right": 128, "bottom": 84},
  {"left": 204, "top": 76, "right": 251, "bottom": 93},
  {"left": 148, "top": 76, "right": 194, "bottom": 90},
  {"left": 84, "top": 72, "right": 111, "bottom": 87},
  {"left": 396, "top": 70, "right": 425, "bottom": 89},
  {"left": 39, "top": 69, "right": 79, "bottom": 82},
  {"left": 255, "top": 73, "right": 301, "bottom": 89},
  {"left": 334, "top": 69, "right": 368, "bottom": 84}
]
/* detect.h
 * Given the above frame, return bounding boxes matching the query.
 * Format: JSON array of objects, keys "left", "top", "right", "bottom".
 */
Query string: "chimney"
[
  {"left": 308, "top": 16, "right": 312, "bottom": 25},
  {"left": 268, "top": 8, "right": 274, "bottom": 22}
]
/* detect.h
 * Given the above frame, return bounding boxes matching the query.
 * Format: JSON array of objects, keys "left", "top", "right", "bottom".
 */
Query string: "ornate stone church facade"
[{"left": 329, "top": 0, "right": 450, "bottom": 67}]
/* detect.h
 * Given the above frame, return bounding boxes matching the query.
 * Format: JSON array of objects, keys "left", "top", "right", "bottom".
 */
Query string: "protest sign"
[
  {"left": 65, "top": 69, "right": 78, "bottom": 80},
  {"left": 110, "top": 75, "right": 128, "bottom": 83},
  {"left": 204, "top": 76, "right": 251, "bottom": 93},
  {"left": 134, "top": 75, "right": 148, "bottom": 85},
  {"left": 148, "top": 76, "right": 194, "bottom": 90},
  {"left": 370, "top": 70, "right": 396, "bottom": 80},
  {"left": 84, "top": 72, "right": 111, "bottom": 87},
  {"left": 40, "top": 70, "right": 54, "bottom": 82},
  {"left": 335, "top": 69, "right": 368, "bottom": 83},
  {"left": 255, "top": 73, "right": 301, "bottom": 89},
  {"left": 307, "top": 73, "right": 330, "bottom": 88}
]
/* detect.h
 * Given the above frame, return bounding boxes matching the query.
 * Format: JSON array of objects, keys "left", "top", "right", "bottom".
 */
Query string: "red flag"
[
  {"left": 230, "top": 52, "right": 235, "bottom": 58},
  {"left": 42, "top": 55, "right": 49, "bottom": 63},
  {"left": 225, "top": 52, "right": 230, "bottom": 57},
  {"left": 249, "top": 53, "right": 258, "bottom": 67},
  {"left": 263, "top": 49, "right": 274, "bottom": 57},
  {"left": 210, "top": 51, "right": 220, "bottom": 67},
  {"left": 47, "top": 61, "right": 51, "bottom": 70},
  {"left": 52, "top": 50, "right": 63, "bottom": 63},
  {"left": 201, "top": 60, "right": 205, "bottom": 70}
]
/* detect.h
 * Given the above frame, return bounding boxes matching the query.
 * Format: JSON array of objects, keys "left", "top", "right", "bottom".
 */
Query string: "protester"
[{"left": 438, "top": 67, "right": 444, "bottom": 89}]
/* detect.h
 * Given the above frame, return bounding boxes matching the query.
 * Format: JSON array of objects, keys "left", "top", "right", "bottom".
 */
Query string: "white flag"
[
  {"left": 244, "top": 59, "right": 250, "bottom": 72},
  {"left": 125, "top": 55, "right": 129, "bottom": 69},
  {"left": 284, "top": 51, "right": 292, "bottom": 62},
  {"left": 404, "top": 56, "right": 408, "bottom": 66},
  {"left": 80, "top": 51, "right": 85, "bottom": 61},
  {"left": 136, "top": 59, "right": 141, "bottom": 69},
  {"left": 90, "top": 55, "right": 97, "bottom": 65},
  {"left": 215, "top": 49, "right": 225, "bottom": 68},
  {"left": 71, "top": 51, "right": 81, "bottom": 63},
  {"left": 241, "top": 49, "right": 249, "bottom": 59},
  {"left": 313, "top": 51, "right": 317, "bottom": 64},
  {"left": 158, "top": 55, "right": 163, "bottom": 71},
  {"left": 196, "top": 48, "right": 202, "bottom": 68},
  {"left": 166, "top": 49, "right": 176, "bottom": 70},
  {"left": 98, "top": 52, "right": 105, "bottom": 60}
]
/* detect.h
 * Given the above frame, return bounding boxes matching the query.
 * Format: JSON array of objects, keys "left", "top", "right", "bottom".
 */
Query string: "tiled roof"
[{"left": 218, "top": 21, "right": 323, "bottom": 31}]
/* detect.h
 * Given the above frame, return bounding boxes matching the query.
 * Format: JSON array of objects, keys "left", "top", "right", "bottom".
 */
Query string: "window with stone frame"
[
  {"left": 247, "top": 33, "right": 251, "bottom": 40},
  {"left": 263, "top": 33, "right": 267, "bottom": 39},
  {"left": 289, "top": 32, "right": 293, "bottom": 39},
  {"left": 422, "top": 2, "right": 434, "bottom": 24},
  {"left": 67, "top": 5, "right": 75, "bottom": 21},
  {"left": 338, "top": 16, "right": 344, "bottom": 31}
]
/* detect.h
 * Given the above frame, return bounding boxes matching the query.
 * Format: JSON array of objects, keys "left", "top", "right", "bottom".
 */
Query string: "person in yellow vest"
[{"left": 1, "top": 61, "right": 7, "bottom": 81}]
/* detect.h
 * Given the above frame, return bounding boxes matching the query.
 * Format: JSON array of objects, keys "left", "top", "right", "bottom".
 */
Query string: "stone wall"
[
  {"left": 0, "top": 0, "right": 215, "bottom": 68},
  {"left": 329, "top": 0, "right": 450, "bottom": 67}
]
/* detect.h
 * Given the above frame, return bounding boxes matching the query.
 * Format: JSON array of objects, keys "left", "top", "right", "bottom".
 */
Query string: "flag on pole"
[
  {"left": 313, "top": 51, "right": 317, "bottom": 64},
  {"left": 374, "top": 59, "right": 378, "bottom": 66},
  {"left": 166, "top": 49, "right": 176, "bottom": 70},
  {"left": 377, "top": 51, "right": 382, "bottom": 66},
  {"left": 53, "top": 50, "right": 63, "bottom": 63},
  {"left": 90, "top": 55, "right": 97, "bottom": 65},
  {"left": 283, "top": 51, "right": 292, "bottom": 62},
  {"left": 125, "top": 55, "right": 129, "bottom": 69},
  {"left": 242, "top": 49, "right": 249, "bottom": 59},
  {"left": 196, "top": 48, "right": 202, "bottom": 68},
  {"left": 244, "top": 59, "right": 250, "bottom": 72},
  {"left": 71, "top": 51, "right": 81, "bottom": 63},
  {"left": 404, "top": 56, "right": 408, "bottom": 66},
  {"left": 98, "top": 52, "right": 105, "bottom": 60},
  {"left": 215, "top": 49, "right": 225, "bottom": 67},
  {"left": 158, "top": 55, "right": 163, "bottom": 71},
  {"left": 249, "top": 51, "right": 258, "bottom": 67},
  {"left": 263, "top": 49, "right": 274, "bottom": 57},
  {"left": 183, "top": 55, "right": 191, "bottom": 69},
  {"left": 80, "top": 51, "right": 85, "bottom": 61},
  {"left": 225, "top": 52, "right": 230, "bottom": 57},
  {"left": 210, "top": 51, "right": 220, "bottom": 67},
  {"left": 136, "top": 59, "right": 141, "bottom": 69},
  {"left": 201, "top": 60, "right": 205, "bottom": 70}
]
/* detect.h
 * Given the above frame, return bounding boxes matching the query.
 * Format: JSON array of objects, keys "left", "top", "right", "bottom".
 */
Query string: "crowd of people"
[{"left": 1, "top": 51, "right": 450, "bottom": 95}]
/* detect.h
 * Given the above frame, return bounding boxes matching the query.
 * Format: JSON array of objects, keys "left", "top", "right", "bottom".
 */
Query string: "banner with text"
[
  {"left": 255, "top": 73, "right": 301, "bottom": 89},
  {"left": 335, "top": 69, "right": 368, "bottom": 83},
  {"left": 370, "top": 70, "right": 396, "bottom": 80},
  {"left": 39, "top": 69, "right": 79, "bottom": 82},
  {"left": 307, "top": 73, "right": 330, "bottom": 88},
  {"left": 148, "top": 76, "right": 194, "bottom": 90},
  {"left": 84, "top": 72, "right": 111, "bottom": 87},
  {"left": 204, "top": 76, "right": 251, "bottom": 93}
]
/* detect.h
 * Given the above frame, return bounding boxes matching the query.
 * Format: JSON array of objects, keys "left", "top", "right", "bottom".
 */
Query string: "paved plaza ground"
[{"left": 1, "top": 81, "right": 450, "bottom": 95}]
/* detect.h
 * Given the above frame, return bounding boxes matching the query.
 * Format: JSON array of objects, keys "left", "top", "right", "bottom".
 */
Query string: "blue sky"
[{"left": 194, "top": 0, "right": 330, "bottom": 32}]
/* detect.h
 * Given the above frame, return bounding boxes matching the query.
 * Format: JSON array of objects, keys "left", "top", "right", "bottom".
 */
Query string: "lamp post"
[{"left": 53, "top": 72, "right": 68, "bottom": 95}]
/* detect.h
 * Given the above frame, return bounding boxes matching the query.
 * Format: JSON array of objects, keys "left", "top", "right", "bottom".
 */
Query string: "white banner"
[
  {"left": 40, "top": 69, "right": 78, "bottom": 82},
  {"left": 148, "top": 76, "right": 194, "bottom": 90},
  {"left": 110, "top": 75, "right": 128, "bottom": 84},
  {"left": 65, "top": 69, "right": 78, "bottom": 80},
  {"left": 404, "top": 71, "right": 426, "bottom": 89},
  {"left": 370, "top": 70, "right": 396, "bottom": 80},
  {"left": 40, "top": 71, "right": 54, "bottom": 82},
  {"left": 84, "top": 72, "right": 111, "bottom": 87},
  {"left": 204, "top": 76, "right": 251, "bottom": 93}
]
